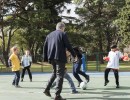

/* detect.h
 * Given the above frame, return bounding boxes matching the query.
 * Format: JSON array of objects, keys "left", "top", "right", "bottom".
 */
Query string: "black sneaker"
[
  {"left": 86, "top": 75, "right": 90, "bottom": 83},
  {"left": 21, "top": 79, "right": 23, "bottom": 82},
  {"left": 43, "top": 90, "right": 51, "bottom": 97},
  {"left": 15, "top": 85, "right": 21, "bottom": 88},
  {"left": 54, "top": 96, "right": 66, "bottom": 100},
  {"left": 104, "top": 80, "right": 109, "bottom": 86},
  {"left": 71, "top": 90, "right": 78, "bottom": 94},
  {"left": 30, "top": 79, "right": 32, "bottom": 82},
  {"left": 77, "top": 82, "right": 81, "bottom": 87},
  {"left": 116, "top": 85, "right": 120, "bottom": 88}
]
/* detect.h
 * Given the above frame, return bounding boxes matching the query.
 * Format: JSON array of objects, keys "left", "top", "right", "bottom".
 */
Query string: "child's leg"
[
  {"left": 113, "top": 69, "right": 119, "bottom": 87},
  {"left": 15, "top": 71, "right": 20, "bottom": 86},
  {"left": 104, "top": 68, "right": 111, "bottom": 86},
  {"left": 64, "top": 72, "right": 77, "bottom": 92},
  {"left": 104, "top": 68, "right": 111, "bottom": 82},
  {"left": 21, "top": 67, "right": 26, "bottom": 81},
  {"left": 74, "top": 60, "right": 89, "bottom": 82},
  {"left": 26, "top": 66, "right": 32, "bottom": 81},
  {"left": 73, "top": 63, "right": 82, "bottom": 84},
  {"left": 12, "top": 72, "right": 16, "bottom": 85},
  {"left": 77, "top": 70, "right": 89, "bottom": 82}
]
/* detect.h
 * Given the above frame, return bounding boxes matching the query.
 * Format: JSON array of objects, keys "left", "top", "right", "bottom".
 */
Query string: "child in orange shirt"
[{"left": 9, "top": 46, "right": 21, "bottom": 87}]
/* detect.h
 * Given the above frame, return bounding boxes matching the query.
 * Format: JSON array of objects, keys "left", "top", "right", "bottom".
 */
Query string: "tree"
[
  {"left": 0, "top": 0, "right": 20, "bottom": 67},
  {"left": 73, "top": 0, "right": 125, "bottom": 63},
  {"left": 11, "top": 0, "right": 72, "bottom": 62},
  {"left": 0, "top": 0, "right": 72, "bottom": 65},
  {"left": 114, "top": 0, "right": 130, "bottom": 46}
]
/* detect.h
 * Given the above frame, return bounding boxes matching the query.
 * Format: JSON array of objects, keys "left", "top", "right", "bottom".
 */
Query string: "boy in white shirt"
[
  {"left": 21, "top": 50, "right": 32, "bottom": 82},
  {"left": 104, "top": 45, "right": 123, "bottom": 88}
]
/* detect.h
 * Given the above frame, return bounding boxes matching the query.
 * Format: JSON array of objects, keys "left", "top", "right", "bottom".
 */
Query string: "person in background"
[
  {"left": 9, "top": 46, "right": 21, "bottom": 88},
  {"left": 104, "top": 45, "right": 125, "bottom": 88},
  {"left": 72, "top": 46, "right": 90, "bottom": 87},
  {"left": 21, "top": 50, "right": 32, "bottom": 82}
]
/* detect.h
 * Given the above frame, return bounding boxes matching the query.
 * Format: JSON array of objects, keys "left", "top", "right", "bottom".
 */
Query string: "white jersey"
[
  {"left": 21, "top": 55, "right": 32, "bottom": 67},
  {"left": 107, "top": 51, "right": 123, "bottom": 69}
]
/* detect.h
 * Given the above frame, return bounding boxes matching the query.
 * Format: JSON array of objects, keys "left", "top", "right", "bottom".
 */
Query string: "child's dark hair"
[
  {"left": 111, "top": 45, "right": 117, "bottom": 49},
  {"left": 73, "top": 46, "right": 82, "bottom": 58}
]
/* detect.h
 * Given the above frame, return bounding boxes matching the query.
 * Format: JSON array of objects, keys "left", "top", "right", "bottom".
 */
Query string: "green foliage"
[
  {"left": 74, "top": 0, "right": 125, "bottom": 52},
  {"left": 10, "top": 0, "right": 72, "bottom": 62},
  {"left": 114, "top": 0, "right": 130, "bottom": 46},
  {"left": 0, "top": 0, "right": 72, "bottom": 63}
]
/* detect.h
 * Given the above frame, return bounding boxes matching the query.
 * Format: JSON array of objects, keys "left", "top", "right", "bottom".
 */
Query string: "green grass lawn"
[{"left": 0, "top": 61, "right": 130, "bottom": 72}]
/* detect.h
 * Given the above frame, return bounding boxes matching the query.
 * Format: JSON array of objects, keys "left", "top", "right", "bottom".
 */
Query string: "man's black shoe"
[
  {"left": 54, "top": 96, "right": 66, "bottom": 100},
  {"left": 43, "top": 90, "right": 51, "bottom": 97}
]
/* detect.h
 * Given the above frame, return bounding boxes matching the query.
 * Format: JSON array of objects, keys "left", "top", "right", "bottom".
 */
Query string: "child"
[
  {"left": 104, "top": 45, "right": 124, "bottom": 88},
  {"left": 51, "top": 68, "right": 78, "bottom": 94},
  {"left": 9, "top": 46, "right": 21, "bottom": 88},
  {"left": 21, "top": 50, "right": 32, "bottom": 82},
  {"left": 72, "top": 46, "right": 89, "bottom": 87}
]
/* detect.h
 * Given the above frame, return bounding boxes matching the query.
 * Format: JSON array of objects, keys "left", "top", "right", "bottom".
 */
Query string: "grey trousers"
[
  {"left": 52, "top": 72, "right": 77, "bottom": 92},
  {"left": 44, "top": 60, "right": 65, "bottom": 96}
]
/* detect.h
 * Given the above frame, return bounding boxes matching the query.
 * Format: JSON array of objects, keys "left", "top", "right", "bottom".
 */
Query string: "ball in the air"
[{"left": 80, "top": 82, "right": 87, "bottom": 90}]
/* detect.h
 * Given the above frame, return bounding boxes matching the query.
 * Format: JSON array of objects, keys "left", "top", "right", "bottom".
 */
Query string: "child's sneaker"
[
  {"left": 15, "top": 85, "right": 21, "bottom": 88},
  {"left": 21, "top": 79, "right": 23, "bottom": 82},
  {"left": 104, "top": 80, "right": 109, "bottom": 86},
  {"left": 71, "top": 90, "right": 78, "bottom": 94},
  {"left": 116, "top": 85, "right": 120, "bottom": 88},
  {"left": 86, "top": 75, "right": 90, "bottom": 83}
]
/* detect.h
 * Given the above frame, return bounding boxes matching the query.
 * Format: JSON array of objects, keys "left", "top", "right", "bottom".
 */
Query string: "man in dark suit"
[{"left": 43, "top": 22, "right": 76, "bottom": 100}]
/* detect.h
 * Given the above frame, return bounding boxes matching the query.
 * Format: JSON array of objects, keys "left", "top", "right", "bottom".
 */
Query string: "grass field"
[{"left": 0, "top": 61, "right": 130, "bottom": 73}]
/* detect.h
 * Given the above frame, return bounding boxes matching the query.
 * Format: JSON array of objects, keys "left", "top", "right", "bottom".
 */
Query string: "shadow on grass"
[
  {"left": 21, "top": 87, "right": 43, "bottom": 89},
  {"left": 64, "top": 89, "right": 130, "bottom": 100},
  {"left": 65, "top": 97, "right": 130, "bottom": 100},
  {"left": 103, "top": 86, "right": 130, "bottom": 90}
]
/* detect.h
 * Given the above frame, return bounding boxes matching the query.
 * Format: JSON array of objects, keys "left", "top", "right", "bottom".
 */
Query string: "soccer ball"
[{"left": 80, "top": 82, "right": 87, "bottom": 90}]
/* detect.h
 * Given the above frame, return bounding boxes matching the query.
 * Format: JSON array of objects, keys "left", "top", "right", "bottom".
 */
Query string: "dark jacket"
[
  {"left": 43, "top": 30, "right": 76, "bottom": 63},
  {"left": 73, "top": 47, "right": 82, "bottom": 59}
]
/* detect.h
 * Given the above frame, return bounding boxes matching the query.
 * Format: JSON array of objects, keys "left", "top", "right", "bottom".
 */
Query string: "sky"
[{"left": 60, "top": 3, "right": 78, "bottom": 18}]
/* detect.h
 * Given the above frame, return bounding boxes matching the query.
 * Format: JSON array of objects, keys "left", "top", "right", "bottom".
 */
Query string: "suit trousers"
[
  {"left": 45, "top": 60, "right": 65, "bottom": 96},
  {"left": 52, "top": 72, "right": 76, "bottom": 92}
]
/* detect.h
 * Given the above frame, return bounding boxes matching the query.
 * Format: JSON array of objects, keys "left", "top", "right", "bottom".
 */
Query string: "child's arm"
[
  {"left": 8, "top": 54, "right": 14, "bottom": 67},
  {"left": 120, "top": 52, "right": 129, "bottom": 61},
  {"left": 103, "top": 56, "right": 110, "bottom": 61},
  {"left": 103, "top": 52, "right": 110, "bottom": 61}
]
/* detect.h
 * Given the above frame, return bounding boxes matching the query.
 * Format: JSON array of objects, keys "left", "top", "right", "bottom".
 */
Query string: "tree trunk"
[
  {"left": 3, "top": 51, "right": 9, "bottom": 67},
  {"left": 98, "top": 33, "right": 104, "bottom": 64},
  {"left": 105, "top": 31, "right": 111, "bottom": 52}
]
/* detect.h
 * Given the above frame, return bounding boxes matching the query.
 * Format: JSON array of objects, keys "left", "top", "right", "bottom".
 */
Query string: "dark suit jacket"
[{"left": 43, "top": 30, "right": 76, "bottom": 63}]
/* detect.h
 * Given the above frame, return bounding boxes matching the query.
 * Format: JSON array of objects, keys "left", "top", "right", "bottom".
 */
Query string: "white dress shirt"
[
  {"left": 21, "top": 55, "right": 32, "bottom": 67},
  {"left": 107, "top": 50, "right": 123, "bottom": 69}
]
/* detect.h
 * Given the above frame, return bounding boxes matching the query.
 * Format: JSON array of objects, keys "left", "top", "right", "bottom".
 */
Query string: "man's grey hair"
[{"left": 56, "top": 22, "right": 65, "bottom": 30}]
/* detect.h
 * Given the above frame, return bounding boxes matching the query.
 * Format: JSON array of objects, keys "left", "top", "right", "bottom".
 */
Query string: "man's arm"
[
  {"left": 63, "top": 33, "right": 76, "bottom": 58},
  {"left": 43, "top": 37, "right": 48, "bottom": 62}
]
